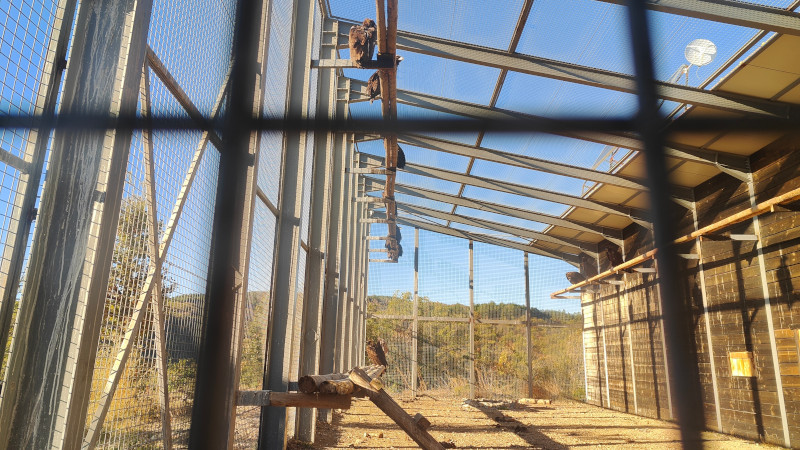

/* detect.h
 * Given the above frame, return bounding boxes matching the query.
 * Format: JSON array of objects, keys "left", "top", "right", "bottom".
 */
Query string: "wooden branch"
[
  {"left": 236, "top": 391, "right": 352, "bottom": 409},
  {"left": 350, "top": 367, "right": 445, "bottom": 450}
]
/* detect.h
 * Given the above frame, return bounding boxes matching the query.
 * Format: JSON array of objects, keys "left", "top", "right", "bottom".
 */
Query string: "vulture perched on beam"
[
  {"left": 397, "top": 145, "right": 406, "bottom": 169},
  {"left": 565, "top": 271, "right": 587, "bottom": 285},
  {"left": 366, "top": 339, "right": 389, "bottom": 367},
  {"left": 349, "top": 19, "right": 377, "bottom": 68},
  {"left": 367, "top": 71, "right": 381, "bottom": 103},
  {"left": 604, "top": 245, "right": 633, "bottom": 273}
]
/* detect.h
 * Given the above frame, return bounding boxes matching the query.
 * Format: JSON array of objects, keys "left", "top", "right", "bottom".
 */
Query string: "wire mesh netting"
[
  {"left": 233, "top": 200, "right": 277, "bottom": 448},
  {"left": 368, "top": 232, "right": 585, "bottom": 400}
]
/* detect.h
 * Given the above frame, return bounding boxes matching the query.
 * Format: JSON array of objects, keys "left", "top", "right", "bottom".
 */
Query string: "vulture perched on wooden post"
[
  {"left": 366, "top": 339, "right": 388, "bottom": 367},
  {"left": 366, "top": 71, "right": 381, "bottom": 103},
  {"left": 348, "top": 19, "right": 376, "bottom": 68}
]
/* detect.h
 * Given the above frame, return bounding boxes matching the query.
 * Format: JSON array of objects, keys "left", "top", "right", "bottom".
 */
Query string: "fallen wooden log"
[{"left": 350, "top": 366, "right": 444, "bottom": 450}]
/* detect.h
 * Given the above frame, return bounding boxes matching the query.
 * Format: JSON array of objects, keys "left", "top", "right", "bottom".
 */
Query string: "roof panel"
[
  {"left": 461, "top": 185, "right": 571, "bottom": 217},
  {"left": 454, "top": 206, "right": 548, "bottom": 233},
  {"left": 399, "top": 143, "right": 471, "bottom": 173},
  {"left": 395, "top": 52, "right": 501, "bottom": 105},
  {"left": 469, "top": 160, "right": 588, "bottom": 197},
  {"left": 495, "top": 71, "right": 638, "bottom": 117},
  {"left": 329, "top": 0, "right": 525, "bottom": 50},
  {"left": 480, "top": 132, "right": 614, "bottom": 170}
]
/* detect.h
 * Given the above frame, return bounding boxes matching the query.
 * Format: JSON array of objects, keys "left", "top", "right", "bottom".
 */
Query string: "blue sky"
[
  {"left": 329, "top": 0, "right": 798, "bottom": 313},
  {"left": 0, "top": 0, "right": 796, "bottom": 311}
]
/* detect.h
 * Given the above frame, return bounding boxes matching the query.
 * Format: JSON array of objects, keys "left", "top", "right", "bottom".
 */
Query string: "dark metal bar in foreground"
[
  {"left": 625, "top": 1, "right": 704, "bottom": 448},
  {"left": 189, "top": 0, "right": 263, "bottom": 447}
]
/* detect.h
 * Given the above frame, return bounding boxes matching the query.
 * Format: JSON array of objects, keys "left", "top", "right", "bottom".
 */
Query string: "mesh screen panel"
[{"left": 233, "top": 201, "right": 277, "bottom": 448}]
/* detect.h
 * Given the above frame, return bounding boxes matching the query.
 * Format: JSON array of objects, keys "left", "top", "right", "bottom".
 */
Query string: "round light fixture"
[{"left": 685, "top": 39, "right": 717, "bottom": 67}]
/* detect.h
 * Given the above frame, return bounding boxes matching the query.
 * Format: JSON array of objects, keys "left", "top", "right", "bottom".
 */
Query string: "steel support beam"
[
  {"left": 261, "top": 0, "right": 315, "bottom": 445},
  {"left": 468, "top": 240, "right": 475, "bottom": 399},
  {"left": 347, "top": 78, "right": 750, "bottom": 175},
  {"left": 360, "top": 181, "right": 624, "bottom": 245},
  {"left": 335, "top": 23, "right": 798, "bottom": 118},
  {"left": 296, "top": 15, "right": 337, "bottom": 441},
  {"left": 595, "top": 0, "right": 800, "bottom": 37},
  {"left": 747, "top": 179, "right": 791, "bottom": 447},
  {"left": 358, "top": 156, "right": 651, "bottom": 225},
  {"left": 0, "top": 0, "right": 76, "bottom": 392},
  {"left": 385, "top": 201, "right": 599, "bottom": 257},
  {"left": 396, "top": 133, "right": 650, "bottom": 193},
  {"left": 372, "top": 212, "right": 580, "bottom": 265},
  {"left": 316, "top": 44, "right": 348, "bottom": 428},
  {"left": 0, "top": 1, "right": 153, "bottom": 448},
  {"left": 334, "top": 133, "right": 355, "bottom": 374}
]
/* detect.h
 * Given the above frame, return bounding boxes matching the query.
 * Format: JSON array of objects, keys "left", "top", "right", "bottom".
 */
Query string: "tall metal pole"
[
  {"left": 261, "top": 0, "right": 315, "bottom": 444},
  {"left": 317, "top": 77, "right": 348, "bottom": 423},
  {"left": 0, "top": 0, "right": 77, "bottom": 378},
  {"left": 0, "top": 2, "right": 153, "bottom": 448},
  {"left": 468, "top": 239, "right": 475, "bottom": 399},
  {"left": 412, "top": 227, "right": 420, "bottom": 397},
  {"left": 625, "top": 0, "right": 703, "bottom": 446},
  {"left": 524, "top": 252, "right": 533, "bottom": 398},
  {"left": 296, "top": 13, "right": 337, "bottom": 441}
]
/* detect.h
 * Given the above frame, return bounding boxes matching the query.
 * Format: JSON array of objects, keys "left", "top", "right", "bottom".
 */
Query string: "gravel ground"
[{"left": 305, "top": 396, "right": 775, "bottom": 449}]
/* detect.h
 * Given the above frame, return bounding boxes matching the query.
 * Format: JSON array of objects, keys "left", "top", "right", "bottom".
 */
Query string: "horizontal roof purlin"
[
  {"left": 357, "top": 181, "right": 624, "bottom": 244},
  {"left": 347, "top": 79, "right": 750, "bottom": 174},
  {"left": 370, "top": 211, "right": 581, "bottom": 265},
  {"left": 594, "top": 0, "right": 800, "bottom": 37},
  {"left": 334, "top": 20, "right": 800, "bottom": 118},
  {"left": 358, "top": 154, "right": 651, "bottom": 224}
]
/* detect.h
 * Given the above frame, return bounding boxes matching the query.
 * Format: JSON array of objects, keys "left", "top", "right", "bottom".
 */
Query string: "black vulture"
[
  {"left": 397, "top": 145, "right": 406, "bottom": 169},
  {"left": 348, "top": 19, "right": 377, "bottom": 68},
  {"left": 395, "top": 226, "right": 402, "bottom": 244},
  {"left": 367, "top": 71, "right": 381, "bottom": 103}
]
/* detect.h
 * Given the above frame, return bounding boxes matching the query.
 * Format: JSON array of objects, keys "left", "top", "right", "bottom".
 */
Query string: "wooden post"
[
  {"left": 469, "top": 240, "right": 475, "bottom": 399},
  {"left": 140, "top": 70, "right": 173, "bottom": 450},
  {"left": 524, "top": 252, "right": 533, "bottom": 398},
  {"left": 412, "top": 227, "right": 420, "bottom": 396}
]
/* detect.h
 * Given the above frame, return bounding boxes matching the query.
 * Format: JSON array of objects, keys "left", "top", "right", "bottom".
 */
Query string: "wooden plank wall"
[{"left": 580, "top": 139, "right": 800, "bottom": 447}]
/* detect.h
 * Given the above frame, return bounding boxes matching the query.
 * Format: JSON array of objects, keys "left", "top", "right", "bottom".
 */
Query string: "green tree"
[{"left": 103, "top": 195, "right": 175, "bottom": 340}]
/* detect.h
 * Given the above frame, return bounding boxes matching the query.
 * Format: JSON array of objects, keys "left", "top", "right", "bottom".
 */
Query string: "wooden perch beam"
[
  {"left": 236, "top": 391, "right": 352, "bottom": 409},
  {"left": 551, "top": 184, "right": 800, "bottom": 298},
  {"left": 313, "top": 365, "right": 387, "bottom": 395}
]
